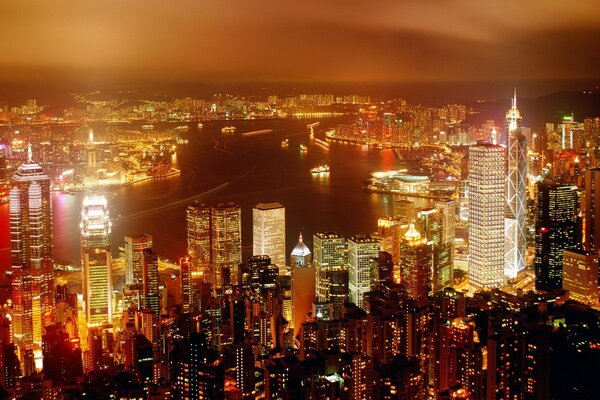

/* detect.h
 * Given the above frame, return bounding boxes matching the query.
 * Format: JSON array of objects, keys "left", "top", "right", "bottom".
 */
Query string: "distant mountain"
[{"left": 467, "top": 89, "right": 600, "bottom": 131}]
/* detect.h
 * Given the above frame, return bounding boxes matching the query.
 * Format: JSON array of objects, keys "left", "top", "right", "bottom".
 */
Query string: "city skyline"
[{"left": 1, "top": 2, "right": 600, "bottom": 397}]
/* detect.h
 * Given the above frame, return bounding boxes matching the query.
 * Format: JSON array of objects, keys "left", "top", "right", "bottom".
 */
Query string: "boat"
[
  {"left": 299, "top": 144, "right": 308, "bottom": 152},
  {"left": 197, "top": 123, "right": 203, "bottom": 129},
  {"left": 281, "top": 139, "right": 289, "bottom": 147},
  {"left": 311, "top": 164, "right": 330, "bottom": 174},
  {"left": 174, "top": 125, "right": 189, "bottom": 132},
  {"left": 221, "top": 126, "right": 236, "bottom": 134},
  {"left": 142, "top": 124, "right": 154, "bottom": 130}
]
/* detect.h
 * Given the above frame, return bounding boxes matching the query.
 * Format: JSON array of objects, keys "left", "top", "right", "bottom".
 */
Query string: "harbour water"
[{"left": 0, "top": 117, "right": 427, "bottom": 275}]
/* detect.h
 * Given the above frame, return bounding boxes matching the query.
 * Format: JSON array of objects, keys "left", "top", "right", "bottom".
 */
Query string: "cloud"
[{"left": 0, "top": 0, "right": 599, "bottom": 84}]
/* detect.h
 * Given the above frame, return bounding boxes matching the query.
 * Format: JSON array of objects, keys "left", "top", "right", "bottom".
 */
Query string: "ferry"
[
  {"left": 311, "top": 164, "right": 330, "bottom": 174},
  {"left": 299, "top": 144, "right": 308, "bottom": 152},
  {"left": 281, "top": 139, "right": 289, "bottom": 147},
  {"left": 142, "top": 124, "right": 154, "bottom": 130},
  {"left": 197, "top": 123, "right": 203, "bottom": 129},
  {"left": 221, "top": 126, "right": 236, "bottom": 134},
  {"left": 174, "top": 125, "right": 189, "bottom": 132}
]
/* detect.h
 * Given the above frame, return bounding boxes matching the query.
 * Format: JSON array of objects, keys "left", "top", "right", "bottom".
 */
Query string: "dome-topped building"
[{"left": 291, "top": 233, "right": 311, "bottom": 259}]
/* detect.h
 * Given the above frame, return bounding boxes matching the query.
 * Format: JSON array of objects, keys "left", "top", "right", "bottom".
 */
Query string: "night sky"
[{"left": 1, "top": 1, "right": 600, "bottom": 87}]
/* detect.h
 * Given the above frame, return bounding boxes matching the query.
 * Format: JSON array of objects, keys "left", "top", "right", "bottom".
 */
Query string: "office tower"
[
  {"left": 253, "top": 202, "right": 286, "bottom": 266},
  {"left": 505, "top": 88, "right": 522, "bottom": 143},
  {"left": 535, "top": 183, "right": 578, "bottom": 291},
  {"left": 9, "top": 145, "right": 54, "bottom": 349},
  {"left": 179, "top": 257, "right": 193, "bottom": 313},
  {"left": 468, "top": 141, "right": 506, "bottom": 289},
  {"left": 505, "top": 130, "right": 528, "bottom": 279},
  {"left": 142, "top": 249, "right": 160, "bottom": 316},
  {"left": 186, "top": 201, "right": 211, "bottom": 279},
  {"left": 0, "top": 314, "right": 20, "bottom": 389},
  {"left": 584, "top": 168, "right": 600, "bottom": 252},
  {"left": 371, "top": 251, "right": 394, "bottom": 290},
  {"left": 124, "top": 234, "right": 153, "bottom": 286},
  {"left": 211, "top": 202, "right": 242, "bottom": 288},
  {"left": 291, "top": 234, "right": 314, "bottom": 332},
  {"left": 563, "top": 249, "right": 599, "bottom": 305},
  {"left": 399, "top": 224, "right": 429, "bottom": 301},
  {"left": 393, "top": 198, "right": 415, "bottom": 222},
  {"left": 248, "top": 255, "right": 272, "bottom": 292},
  {"left": 348, "top": 235, "right": 380, "bottom": 309},
  {"left": 372, "top": 217, "right": 399, "bottom": 263},
  {"left": 81, "top": 195, "right": 113, "bottom": 327},
  {"left": 418, "top": 208, "right": 453, "bottom": 293},
  {"left": 313, "top": 233, "right": 347, "bottom": 320}
]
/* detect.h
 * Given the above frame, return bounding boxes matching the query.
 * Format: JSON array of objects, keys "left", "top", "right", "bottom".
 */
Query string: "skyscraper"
[
  {"left": 584, "top": 168, "right": 600, "bottom": 252},
  {"left": 80, "top": 194, "right": 113, "bottom": 326},
  {"left": 211, "top": 202, "right": 242, "bottom": 288},
  {"left": 186, "top": 202, "right": 211, "bottom": 279},
  {"left": 417, "top": 208, "right": 453, "bottom": 293},
  {"left": 253, "top": 202, "right": 286, "bottom": 267},
  {"left": 10, "top": 145, "right": 54, "bottom": 349},
  {"left": 505, "top": 91, "right": 527, "bottom": 279},
  {"left": 399, "top": 224, "right": 429, "bottom": 301},
  {"left": 348, "top": 235, "right": 380, "bottom": 309},
  {"left": 291, "top": 234, "right": 314, "bottom": 333},
  {"left": 142, "top": 248, "right": 160, "bottom": 316},
  {"left": 468, "top": 141, "right": 506, "bottom": 289},
  {"left": 313, "top": 232, "right": 347, "bottom": 320},
  {"left": 124, "top": 234, "right": 153, "bottom": 286},
  {"left": 563, "top": 249, "right": 599, "bottom": 305},
  {"left": 535, "top": 183, "right": 578, "bottom": 291}
]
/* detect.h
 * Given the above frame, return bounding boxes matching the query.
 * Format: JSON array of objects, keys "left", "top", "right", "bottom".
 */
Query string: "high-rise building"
[
  {"left": 535, "top": 183, "right": 578, "bottom": 291},
  {"left": 211, "top": 202, "right": 242, "bottom": 288},
  {"left": 253, "top": 202, "right": 286, "bottom": 267},
  {"left": 584, "top": 168, "right": 600, "bottom": 252},
  {"left": 41, "top": 324, "right": 83, "bottom": 384},
  {"left": 399, "top": 224, "right": 429, "bottom": 301},
  {"left": 313, "top": 232, "right": 347, "bottom": 320},
  {"left": 186, "top": 202, "right": 211, "bottom": 278},
  {"left": 290, "top": 234, "right": 314, "bottom": 333},
  {"left": 142, "top": 248, "right": 160, "bottom": 316},
  {"left": 348, "top": 235, "right": 380, "bottom": 309},
  {"left": 505, "top": 95, "right": 527, "bottom": 279},
  {"left": 417, "top": 208, "right": 453, "bottom": 292},
  {"left": 124, "top": 234, "right": 153, "bottom": 286},
  {"left": 468, "top": 141, "right": 506, "bottom": 289},
  {"left": 80, "top": 195, "right": 113, "bottom": 327},
  {"left": 10, "top": 145, "right": 54, "bottom": 349},
  {"left": 562, "top": 249, "right": 599, "bottom": 305}
]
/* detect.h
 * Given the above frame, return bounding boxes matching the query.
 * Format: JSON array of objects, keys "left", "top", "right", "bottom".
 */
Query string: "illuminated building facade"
[
  {"left": 142, "top": 249, "right": 160, "bottom": 316},
  {"left": 348, "top": 235, "right": 380, "bottom": 309},
  {"left": 10, "top": 146, "right": 54, "bottom": 350},
  {"left": 291, "top": 234, "right": 314, "bottom": 332},
  {"left": 313, "top": 232, "right": 347, "bottom": 320},
  {"left": 534, "top": 183, "right": 578, "bottom": 291},
  {"left": 505, "top": 91, "right": 527, "bottom": 279},
  {"left": 417, "top": 207, "right": 453, "bottom": 292},
  {"left": 253, "top": 202, "right": 286, "bottom": 267},
  {"left": 80, "top": 195, "right": 113, "bottom": 326},
  {"left": 124, "top": 234, "right": 153, "bottom": 286},
  {"left": 399, "top": 224, "right": 429, "bottom": 301},
  {"left": 468, "top": 141, "right": 506, "bottom": 289},
  {"left": 186, "top": 202, "right": 211, "bottom": 279},
  {"left": 562, "top": 249, "right": 599, "bottom": 305},
  {"left": 584, "top": 168, "right": 600, "bottom": 252},
  {"left": 211, "top": 203, "right": 242, "bottom": 288}
]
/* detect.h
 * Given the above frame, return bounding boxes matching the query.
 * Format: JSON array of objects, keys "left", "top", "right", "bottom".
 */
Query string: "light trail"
[{"left": 240, "top": 129, "right": 274, "bottom": 137}]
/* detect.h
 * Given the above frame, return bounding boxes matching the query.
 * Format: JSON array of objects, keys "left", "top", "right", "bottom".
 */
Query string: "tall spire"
[
  {"left": 513, "top": 86, "right": 517, "bottom": 109},
  {"left": 27, "top": 143, "right": 33, "bottom": 162},
  {"left": 298, "top": 232, "right": 303, "bottom": 243}
]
